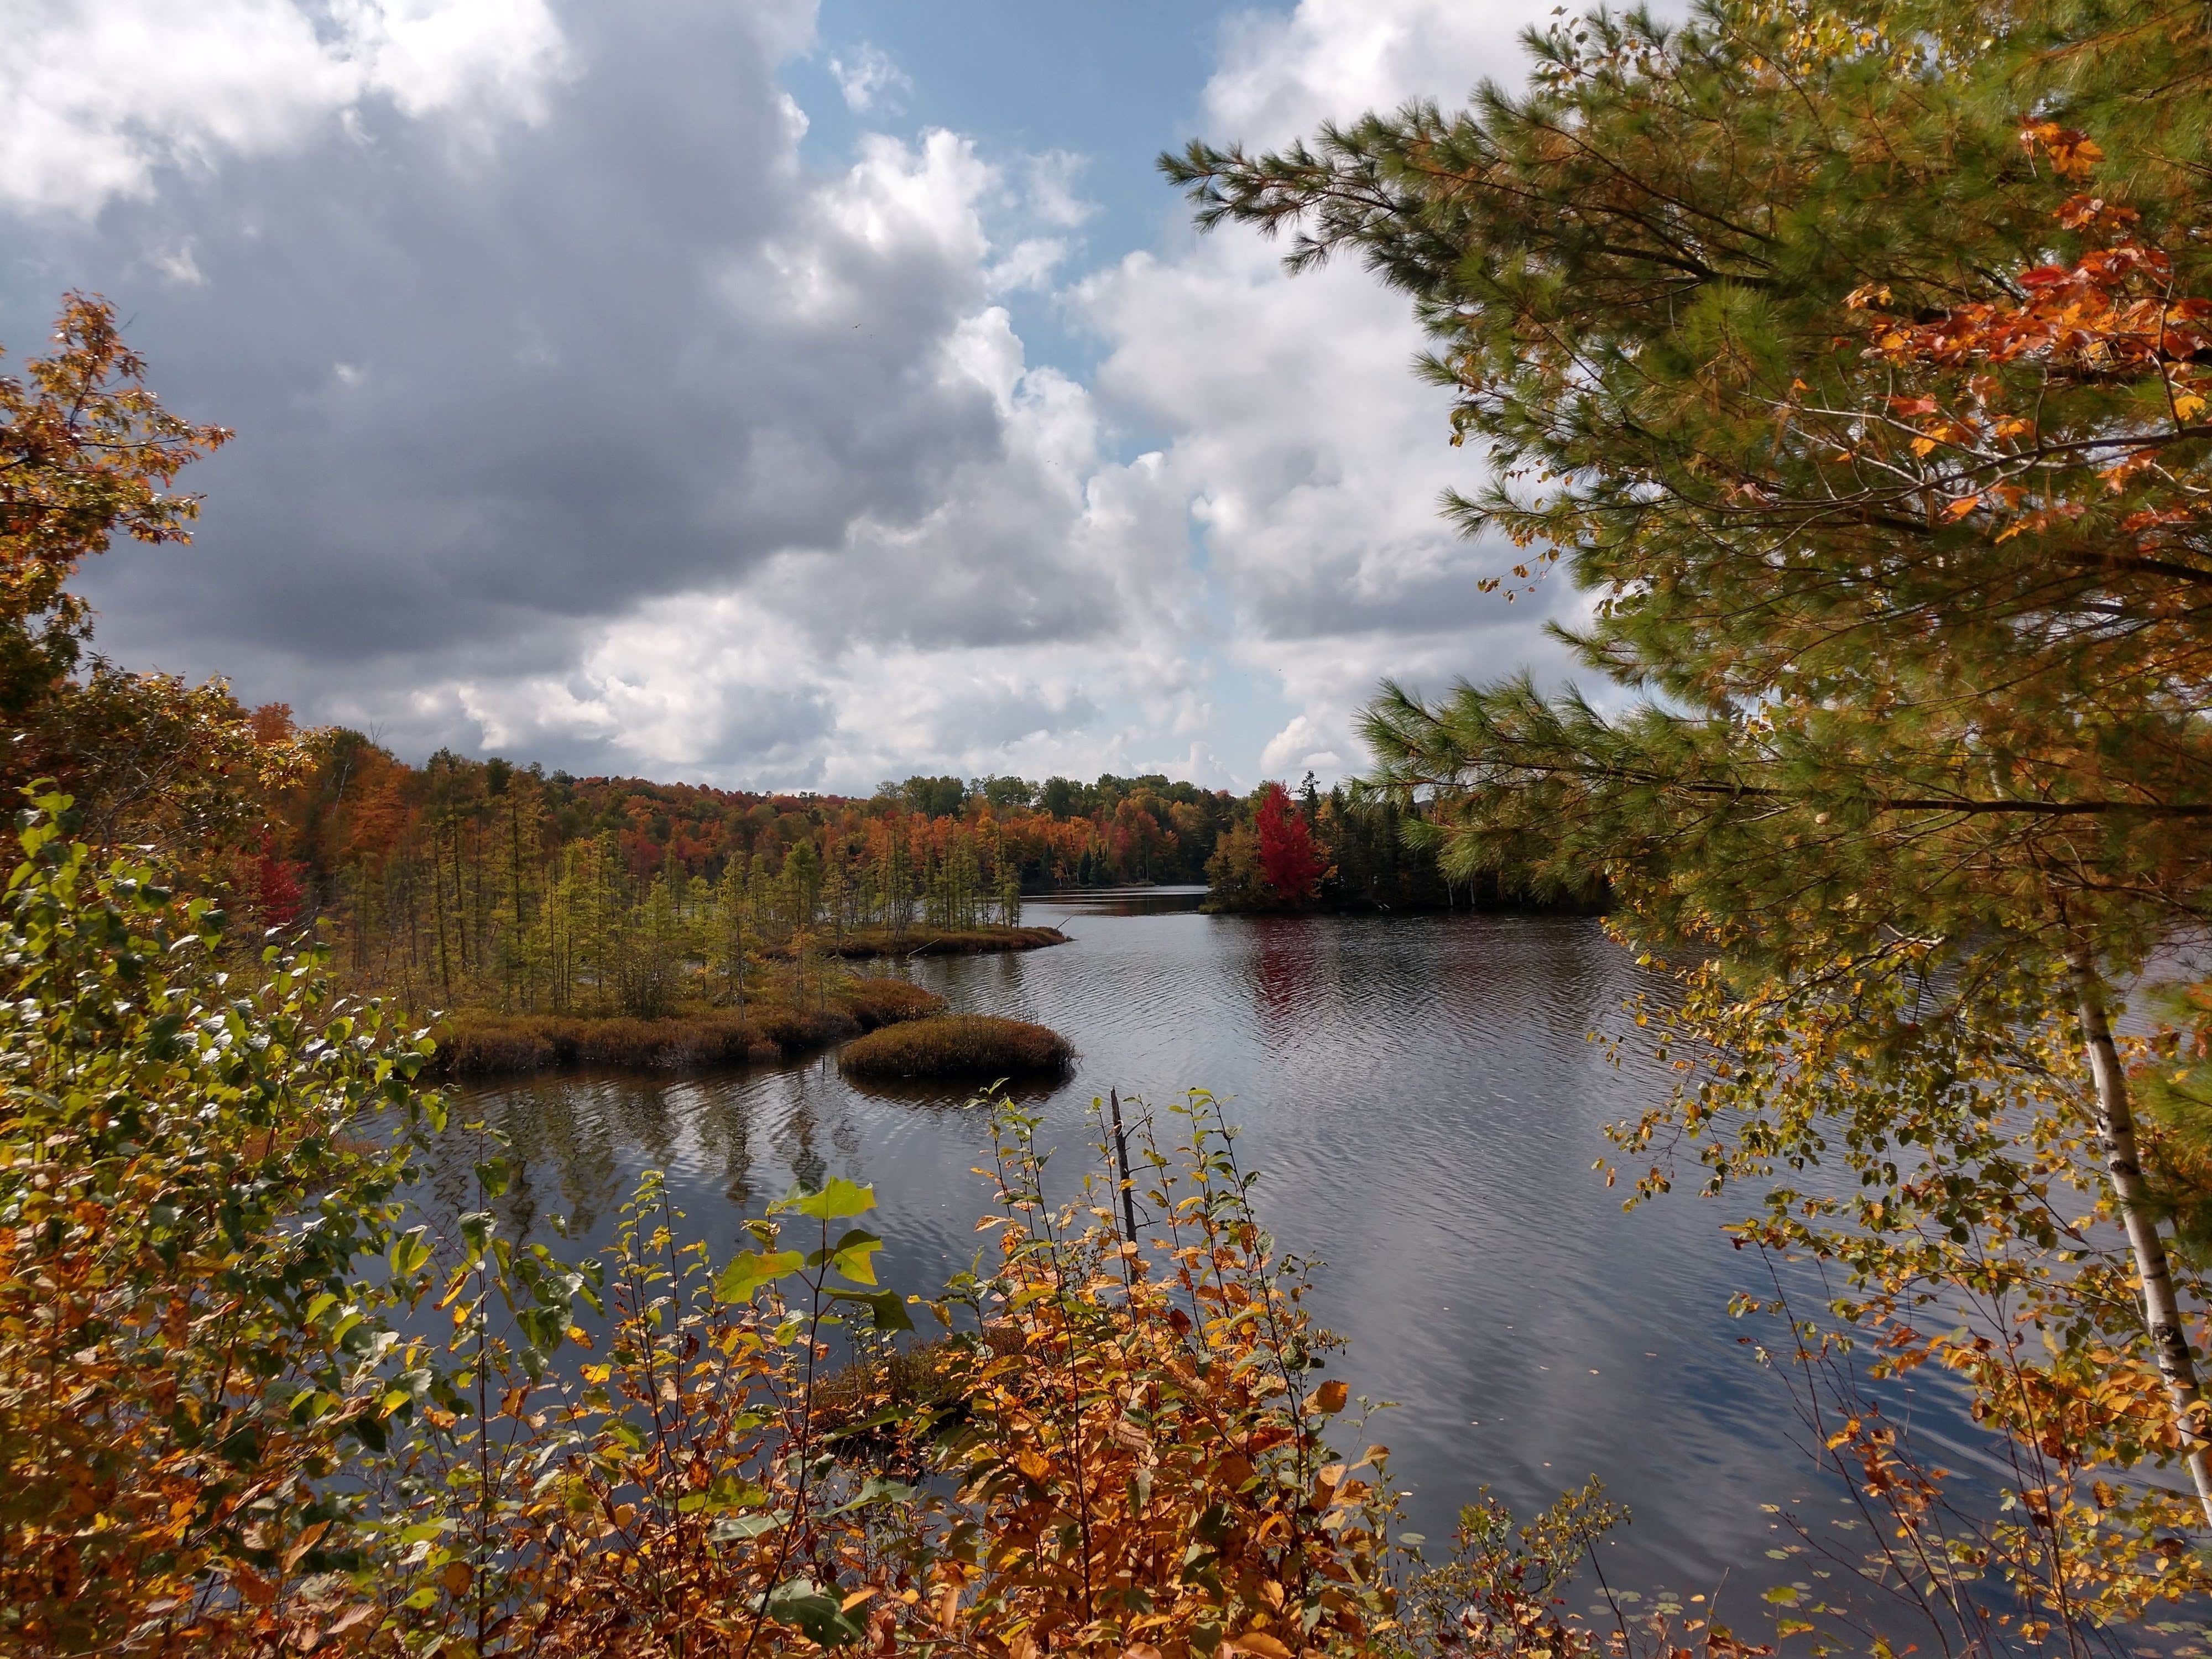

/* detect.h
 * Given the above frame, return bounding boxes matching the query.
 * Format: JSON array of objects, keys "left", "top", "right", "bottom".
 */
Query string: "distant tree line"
[
  {"left": 241, "top": 739, "right": 1268, "bottom": 1011},
  {"left": 1203, "top": 774, "right": 1603, "bottom": 914}
]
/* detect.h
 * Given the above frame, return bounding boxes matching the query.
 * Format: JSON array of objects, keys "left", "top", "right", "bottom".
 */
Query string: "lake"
[{"left": 458, "top": 889, "right": 1975, "bottom": 1624}]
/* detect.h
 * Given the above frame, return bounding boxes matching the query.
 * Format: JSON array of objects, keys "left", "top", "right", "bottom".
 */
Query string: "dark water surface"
[{"left": 461, "top": 891, "right": 1971, "bottom": 1618}]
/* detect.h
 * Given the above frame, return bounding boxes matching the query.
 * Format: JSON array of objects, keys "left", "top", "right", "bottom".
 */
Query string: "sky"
[{"left": 1, "top": 0, "right": 1589, "bottom": 794}]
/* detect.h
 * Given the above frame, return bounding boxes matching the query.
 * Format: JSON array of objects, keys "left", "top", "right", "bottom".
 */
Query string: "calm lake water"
[{"left": 457, "top": 889, "right": 1985, "bottom": 1624}]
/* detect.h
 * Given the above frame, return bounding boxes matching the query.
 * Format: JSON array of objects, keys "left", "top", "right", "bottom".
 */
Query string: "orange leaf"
[
  {"left": 282, "top": 1519, "right": 331, "bottom": 1571},
  {"left": 1312, "top": 1379, "right": 1349, "bottom": 1415}
]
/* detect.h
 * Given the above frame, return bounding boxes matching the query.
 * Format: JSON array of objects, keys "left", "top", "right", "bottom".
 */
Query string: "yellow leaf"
[{"left": 442, "top": 1561, "right": 473, "bottom": 1598}]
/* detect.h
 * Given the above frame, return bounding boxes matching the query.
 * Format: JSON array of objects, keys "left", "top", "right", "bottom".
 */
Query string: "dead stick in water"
[{"left": 1108, "top": 1087, "right": 1139, "bottom": 1243}]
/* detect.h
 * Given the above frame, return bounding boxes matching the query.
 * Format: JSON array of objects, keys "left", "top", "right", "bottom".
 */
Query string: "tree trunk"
[{"left": 2070, "top": 948, "right": 2212, "bottom": 1525}]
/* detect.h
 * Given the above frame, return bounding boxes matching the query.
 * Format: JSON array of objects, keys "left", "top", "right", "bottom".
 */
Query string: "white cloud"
[
  {"left": 0, "top": 0, "right": 570, "bottom": 216},
  {"left": 143, "top": 241, "right": 206, "bottom": 285},
  {"left": 10, "top": 0, "right": 1590, "bottom": 795},
  {"left": 1024, "top": 150, "right": 1098, "bottom": 228},
  {"left": 1039, "top": 0, "right": 1592, "bottom": 784},
  {"left": 985, "top": 237, "right": 1069, "bottom": 295},
  {"left": 1260, "top": 713, "right": 1339, "bottom": 776},
  {"left": 828, "top": 43, "right": 911, "bottom": 113},
  {"left": 1205, "top": 0, "right": 1541, "bottom": 147}
]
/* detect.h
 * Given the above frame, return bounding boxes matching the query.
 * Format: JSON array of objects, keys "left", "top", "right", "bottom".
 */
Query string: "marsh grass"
[
  {"left": 836, "top": 1014, "right": 1073, "bottom": 1081},
  {"left": 811, "top": 924, "right": 1067, "bottom": 958},
  {"left": 434, "top": 977, "right": 946, "bottom": 1076}
]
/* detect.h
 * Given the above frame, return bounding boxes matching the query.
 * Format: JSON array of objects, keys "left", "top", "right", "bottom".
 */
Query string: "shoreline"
[{"left": 429, "top": 977, "right": 945, "bottom": 1078}]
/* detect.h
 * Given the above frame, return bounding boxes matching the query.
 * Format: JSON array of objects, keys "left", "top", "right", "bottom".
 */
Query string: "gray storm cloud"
[{"left": 1, "top": 0, "right": 1583, "bottom": 789}]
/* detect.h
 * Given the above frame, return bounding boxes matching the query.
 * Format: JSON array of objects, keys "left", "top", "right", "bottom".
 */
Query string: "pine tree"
[{"left": 1172, "top": 0, "right": 2212, "bottom": 1548}]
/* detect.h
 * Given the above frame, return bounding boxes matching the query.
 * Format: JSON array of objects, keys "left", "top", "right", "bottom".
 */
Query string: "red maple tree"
[{"left": 1254, "top": 781, "right": 1326, "bottom": 904}]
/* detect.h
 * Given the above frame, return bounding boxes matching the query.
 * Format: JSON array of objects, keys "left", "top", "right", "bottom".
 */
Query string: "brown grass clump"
[
  {"left": 818, "top": 924, "right": 1067, "bottom": 958},
  {"left": 836, "top": 1014, "right": 1072, "bottom": 1082},
  {"left": 434, "top": 978, "right": 945, "bottom": 1077},
  {"left": 842, "top": 977, "right": 945, "bottom": 1027},
  {"left": 434, "top": 1010, "right": 780, "bottom": 1074}
]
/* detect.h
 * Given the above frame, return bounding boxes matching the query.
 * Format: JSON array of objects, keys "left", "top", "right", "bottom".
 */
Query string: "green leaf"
[
  {"left": 388, "top": 1230, "right": 431, "bottom": 1280},
  {"left": 764, "top": 1578, "right": 865, "bottom": 1646},
  {"left": 716, "top": 1249, "right": 803, "bottom": 1303},
  {"left": 830, "top": 1228, "right": 883, "bottom": 1286},
  {"left": 709, "top": 1513, "right": 781, "bottom": 1543},
  {"left": 827, "top": 1287, "right": 914, "bottom": 1332},
  {"left": 1764, "top": 1586, "right": 1800, "bottom": 1606},
  {"left": 776, "top": 1177, "right": 877, "bottom": 1220},
  {"left": 827, "top": 1477, "right": 917, "bottom": 1514}
]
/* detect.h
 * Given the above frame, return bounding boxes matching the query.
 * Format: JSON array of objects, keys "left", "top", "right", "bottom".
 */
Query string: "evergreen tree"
[{"left": 1172, "top": 0, "right": 2212, "bottom": 1554}]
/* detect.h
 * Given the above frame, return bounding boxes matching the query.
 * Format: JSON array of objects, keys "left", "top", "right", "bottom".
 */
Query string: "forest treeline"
[
  {"left": 253, "top": 732, "right": 1230, "bottom": 1014},
  {"left": 228, "top": 731, "right": 1534, "bottom": 1014}
]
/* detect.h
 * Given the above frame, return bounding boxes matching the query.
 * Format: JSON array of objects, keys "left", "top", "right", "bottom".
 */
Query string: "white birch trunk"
[{"left": 2070, "top": 950, "right": 2212, "bottom": 1526}]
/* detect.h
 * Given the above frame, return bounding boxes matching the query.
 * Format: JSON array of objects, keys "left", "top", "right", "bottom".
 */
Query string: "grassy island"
[
  {"left": 810, "top": 923, "right": 1067, "bottom": 958},
  {"left": 837, "top": 1014, "right": 1073, "bottom": 1082},
  {"left": 433, "top": 977, "right": 943, "bottom": 1076}
]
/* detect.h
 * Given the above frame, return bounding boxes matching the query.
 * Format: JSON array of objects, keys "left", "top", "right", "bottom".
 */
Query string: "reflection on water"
[{"left": 460, "top": 894, "right": 1976, "bottom": 1609}]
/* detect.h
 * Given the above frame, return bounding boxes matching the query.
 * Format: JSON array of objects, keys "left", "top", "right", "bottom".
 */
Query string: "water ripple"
[{"left": 460, "top": 904, "right": 1981, "bottom": 1606}]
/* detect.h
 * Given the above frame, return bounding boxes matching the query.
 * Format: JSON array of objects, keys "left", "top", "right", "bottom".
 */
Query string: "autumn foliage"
[
  {"left": 0, "top": 293, "right": 229, "bottom": 721},
  {"left": 1254, "top": 785, "right": 1328, "bottom": 905},
  {"left": 0, "top": 799, "right": 1403, "bottom": 1656},
  {"left": 0, "top": 798, "right": 435, "bottom": 1655}
]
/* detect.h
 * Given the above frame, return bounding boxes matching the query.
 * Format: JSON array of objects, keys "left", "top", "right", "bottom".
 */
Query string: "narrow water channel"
[{"left": 455, "top": 890, "right": 1979, "bottom": 1621}]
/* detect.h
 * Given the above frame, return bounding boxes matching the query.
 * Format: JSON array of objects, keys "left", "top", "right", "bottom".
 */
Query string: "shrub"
[
  {"left": 364, "top": 1097, "right": 1406, "bottom": 1658},
  {"left": 0, "top": 795, "right": 435, "bottom": 1654},
  {"left": 824, "top": 924, "right": 1067, "bottom": 958},
  {"left": 837, "top": 1014, "right": 1073, "bottom": 1081}
]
